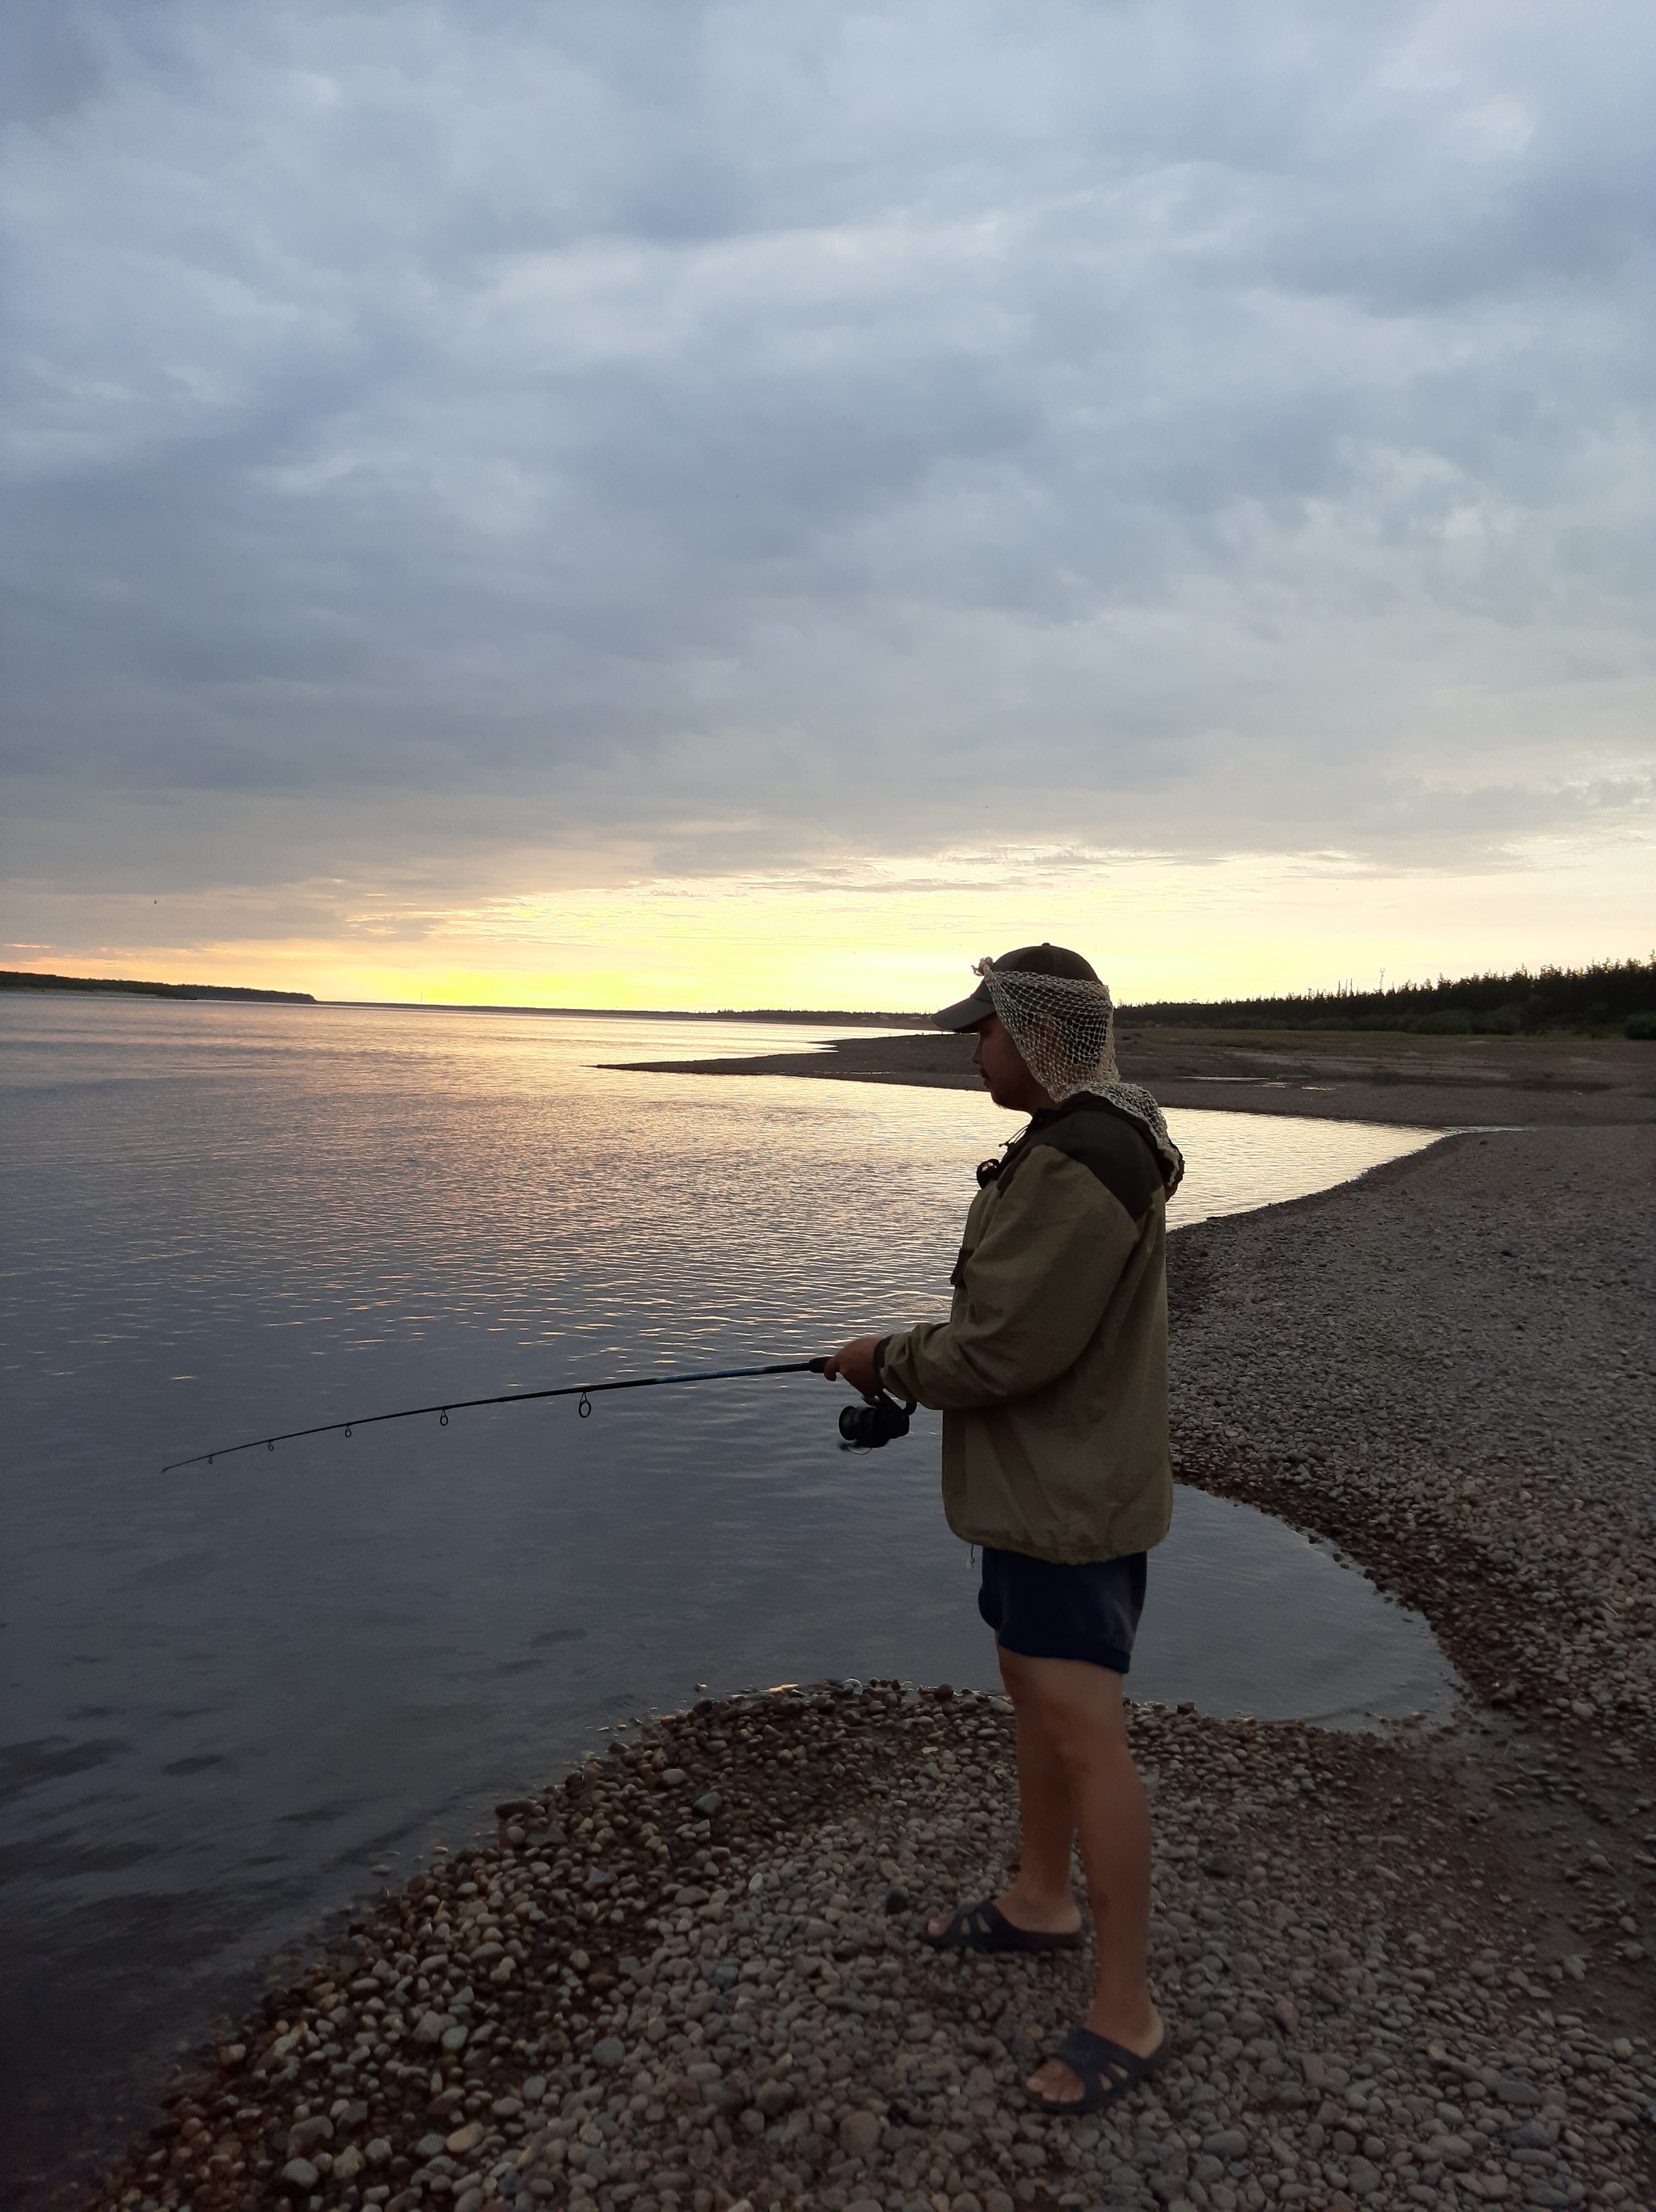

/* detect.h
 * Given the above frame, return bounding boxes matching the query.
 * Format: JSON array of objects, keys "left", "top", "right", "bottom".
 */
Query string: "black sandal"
[
  {"left": 922, "top": 1897, "right": 1084, "bottom": 1953},
  {"left": 1025, "top": 2024, "right": 1169, "bottom": 2114}
]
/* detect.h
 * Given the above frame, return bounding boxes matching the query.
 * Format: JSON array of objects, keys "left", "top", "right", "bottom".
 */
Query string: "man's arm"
[{"left": 876, "top": 1148, "right": 1140, "bottom": 1409}]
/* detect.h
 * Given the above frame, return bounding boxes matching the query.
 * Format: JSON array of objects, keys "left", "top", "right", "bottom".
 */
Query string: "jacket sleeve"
[{"left": 878, "top": 1147, "right": 1141, "bottom": 1410}]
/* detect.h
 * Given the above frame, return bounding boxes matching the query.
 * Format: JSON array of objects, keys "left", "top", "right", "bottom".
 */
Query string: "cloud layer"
[{"left": 2, "top": 0, "right": 1652, "bottom": 955}]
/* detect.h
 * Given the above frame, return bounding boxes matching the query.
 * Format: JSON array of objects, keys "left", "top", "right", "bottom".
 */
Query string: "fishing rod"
[{"left": 160, "top": 1353, "right": 915, "bottom": 1473}]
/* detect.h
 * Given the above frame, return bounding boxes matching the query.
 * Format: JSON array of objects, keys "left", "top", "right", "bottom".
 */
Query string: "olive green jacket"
[{"left": 878, "top": 1095, "right": 1172, "bottom": 1565}]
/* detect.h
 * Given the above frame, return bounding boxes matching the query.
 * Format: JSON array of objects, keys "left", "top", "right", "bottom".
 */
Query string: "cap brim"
[{"left": 932, "top": 981, "right": 994, "bottom": 1030}]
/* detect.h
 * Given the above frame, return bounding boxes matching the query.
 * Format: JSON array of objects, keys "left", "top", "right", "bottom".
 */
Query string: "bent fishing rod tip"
[{"left": 161, "top": 1351, "right": 838, "bottom": 1473}]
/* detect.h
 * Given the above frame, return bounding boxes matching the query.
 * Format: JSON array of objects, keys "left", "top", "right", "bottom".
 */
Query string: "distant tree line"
[
  {"left": 0, "top": 969, "right": 315, "bottom": 1004},
  {"left": 1122, "top": 956, "right": 1656, "bottom": 1038}
]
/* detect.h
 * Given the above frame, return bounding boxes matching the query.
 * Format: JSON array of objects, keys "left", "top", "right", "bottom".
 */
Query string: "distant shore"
[
  {"left": 0, "top": 969, "right": 315, "bottom": 1005},
  {"left": 14, "top": 973, "right": 1653, "bottom": 1121},
  {"left": 611, "top": 1023, "right": 1656, "bottom": 1128},
  {"left": 323, "top": 1004, "right": 936, "bottom": 1025},
  {"left": 1, "top": 977, "right": 931, "bottom": 1025}
]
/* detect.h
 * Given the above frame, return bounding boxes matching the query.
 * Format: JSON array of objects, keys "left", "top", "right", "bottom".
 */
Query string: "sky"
[{"left": 2, "top": 0, "right": 1652, "bottom": 1010}]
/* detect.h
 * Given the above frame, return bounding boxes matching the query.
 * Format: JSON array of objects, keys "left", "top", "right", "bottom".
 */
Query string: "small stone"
[
  {"left": 413, "top": 2010, "right": 446, "bottom": 2045},
  {"left": 1273, "top": 1995, "right": 1299, "bottom": 2035},
  {"left": 447, "top": 2119, "right": 486, "bottom": 2153},
  {"left": 692, "top": 1792, "right": 721, "bottom": 1817},
  {"left": 885, "top": 1888, "right": 911, "bottom": 1914},
  {"left": 288, "top": 2115, "right": 335, "bottom": 2157},
  {"left": 1346, "top": 2157, "right": 1380, "bottom": 2197},
  {"left": 985, "top": 2194, "right": 1016, "bottom": 2212},
  {"left": 593, "top": 2036, "right": 627, "bottom": 2067},
  {"left": 492, "top": 2095, "right": 523, "bottom": 2118},
  {"left": 1202, "top": 2129, "right": 1248, "bottom": 2159},
  {"left": 661, "top": 1768, "right": 687, "bottom": 1787},
  {"left": 454, "top": 2192, "right": 484, "bottom": 2212},
  {"left": 416, "top": 2134, "right": 449, "bottom": 2158},
  {"left": 281, "top": 2159, "right": 319, "bottom": 2194},
  {"left": 1494, "top": 2075, "right": 1540, "bottom": 2105},
  {"left": 441, "top": 2023, "right": 469, "bottom": 2050},
  {"left": 365, "top": 2138, "right": 393, "bottom": 2167},
  {"left": 839, "top": 2110, "right": 882, "bottom": 2159},
  {"left": 1427, "top": 2134, "right": 1472, "bottom": 2168},
  {"left": 521, "top": 2075, "right": 547, "bottom": 2100}
]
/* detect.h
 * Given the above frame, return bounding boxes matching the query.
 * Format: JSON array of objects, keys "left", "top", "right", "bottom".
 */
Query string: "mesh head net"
[
  {"left": 974, "top": 956, "right": 1119, "bottom": 1100},
  {"left": 971, "top": 952, "right": 1185, "bottom": 1195}
]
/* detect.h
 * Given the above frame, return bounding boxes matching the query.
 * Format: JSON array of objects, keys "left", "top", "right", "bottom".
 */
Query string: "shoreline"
[
  {"left": 607, "top": 1027, "right": 1656, "bottom": 1129},
  {"left": 1, "top": 983, "right": 928, "bottom": 1027},
  {"left": 69, "top": 1129, "right": 1656, "bottom": 2212}
]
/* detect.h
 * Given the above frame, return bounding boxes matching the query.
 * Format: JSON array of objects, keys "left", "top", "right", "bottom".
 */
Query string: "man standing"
[{"left": 825, "top": 943, "right": 1183, "bottom": 2116}]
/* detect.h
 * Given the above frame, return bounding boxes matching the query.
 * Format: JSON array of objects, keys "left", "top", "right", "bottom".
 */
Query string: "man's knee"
[{"left": 999, "top": 1648, "right": 1129, "bottom": 1754}]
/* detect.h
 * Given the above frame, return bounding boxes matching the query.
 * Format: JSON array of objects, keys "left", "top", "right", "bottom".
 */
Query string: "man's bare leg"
[
  {"left": 923, "top": 1653, "right": 1082, "bottom": 1939},
  {"left": 996, "top": 1651, "right": 1090, "bottom": 1931},
  {"left": 929, "top": 1647, "right": 1162, "bottom": 2103}
]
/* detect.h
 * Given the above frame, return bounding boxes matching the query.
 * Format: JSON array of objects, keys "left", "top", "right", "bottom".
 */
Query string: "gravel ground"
[
  {"left": 1166, "top": 1126, "right": 1654, "bottom": 1753},
  {"left": 85, "top": 1129, "right": 1655, "bottom": 2212}
]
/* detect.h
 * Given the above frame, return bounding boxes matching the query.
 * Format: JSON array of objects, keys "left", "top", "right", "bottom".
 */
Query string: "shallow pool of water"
[{"left": 0, "top": 998, "right": 1452, "bottom": 2188}]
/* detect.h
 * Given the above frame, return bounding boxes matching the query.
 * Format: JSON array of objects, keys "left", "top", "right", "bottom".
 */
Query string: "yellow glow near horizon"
[{"left": 6, "top": 840, "right": 1650, "bottom": 1010}]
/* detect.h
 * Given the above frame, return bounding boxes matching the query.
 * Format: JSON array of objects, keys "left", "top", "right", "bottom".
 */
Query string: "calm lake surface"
[{"left": 0, "top": 998, "right": 1452, "bottom": 2190}]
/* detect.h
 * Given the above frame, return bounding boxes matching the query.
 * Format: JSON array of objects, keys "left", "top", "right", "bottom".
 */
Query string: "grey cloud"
[
  {"left": 2, "top": 0, "right": 1653, "bottom": 904},
  {"left": 0, "top": 2, "right": 105, "bottom": 127}
]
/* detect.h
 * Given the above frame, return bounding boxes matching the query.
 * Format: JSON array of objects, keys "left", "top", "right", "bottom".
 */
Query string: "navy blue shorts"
[{"left": 978, "top": 1547, "right": 1147, "bottom": 1674}]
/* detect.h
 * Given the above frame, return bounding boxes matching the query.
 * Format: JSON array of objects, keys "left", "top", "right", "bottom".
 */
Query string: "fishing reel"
[{"left": 838, "top": 1389, "right": 918, "bottom": 1451}]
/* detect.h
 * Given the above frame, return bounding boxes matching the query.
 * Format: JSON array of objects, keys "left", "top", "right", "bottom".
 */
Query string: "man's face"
[{"left": 970, "top": 1013, "right": 1050, "bottom": 1112}]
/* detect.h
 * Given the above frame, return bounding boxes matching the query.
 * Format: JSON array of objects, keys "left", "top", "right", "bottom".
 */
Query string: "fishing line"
[{"left": 161, "top": 1357, "right": 832, "bottom": 1474}]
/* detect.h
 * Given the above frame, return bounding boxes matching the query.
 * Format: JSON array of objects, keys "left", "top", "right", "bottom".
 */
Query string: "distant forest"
[
  {"left": 0, "top": 969, "right": 315, "bottom": 1004},
  {"left": 1125, "top": 956, "right": 1656, "bottom": 1037}
]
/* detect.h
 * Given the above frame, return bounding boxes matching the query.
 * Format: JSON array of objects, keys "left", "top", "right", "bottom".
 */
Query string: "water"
[{"left": 0, "top": 998, "right": 1452, "bottom": 2191}]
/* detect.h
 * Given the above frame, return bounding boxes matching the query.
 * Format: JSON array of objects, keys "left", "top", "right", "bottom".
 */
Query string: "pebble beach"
[{"left": 81, "top": 1125, "right": 1655, "bottom": 2212}]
